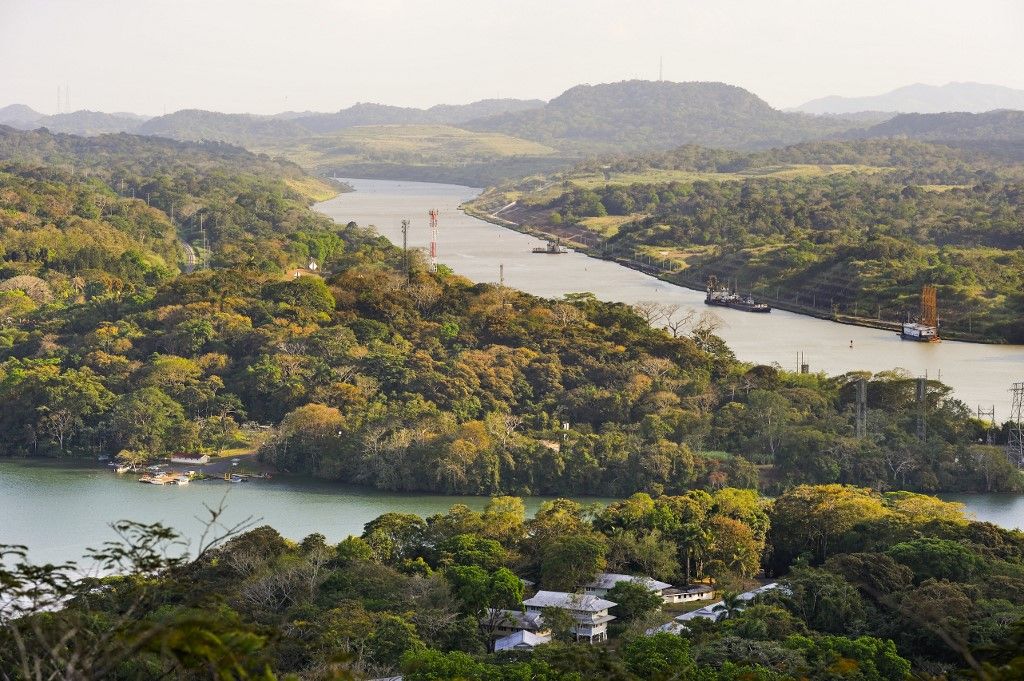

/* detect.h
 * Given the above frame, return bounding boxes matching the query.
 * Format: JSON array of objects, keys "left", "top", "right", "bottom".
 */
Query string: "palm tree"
[{"left": 711, "top": 591, "right": 745, "bottom": 621}]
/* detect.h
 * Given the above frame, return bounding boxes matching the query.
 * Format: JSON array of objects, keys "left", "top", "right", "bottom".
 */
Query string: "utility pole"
[
  {"left": 855, "top": 379, "right": 867, "bottom": 439},
  {"left": 916, "top": 377, "right": 928, "bottom": 441},
  {"left": 401, "top": 219, "right": 411, "bottom": 283},
  {"left": 429, "top": 209, "right": 439, "bottom": 273}
]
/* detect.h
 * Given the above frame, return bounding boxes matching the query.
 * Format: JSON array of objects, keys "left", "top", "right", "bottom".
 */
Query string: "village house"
[
  {"left": 583, "top": 572, "right": 714, "bottom": 605},
  {"left": 493, "top": 630, "right": 552, "bottom": 652},
  {"left": 661, "top": 584, "right": 716, "bottom": 604},
  {"left": 483, "top": 608, "right": 547, "bottom": 638},
  {"left": 522, "top": 591, "right": 616, "bottom": 643},
  {"left": 169, "top": 454, "right": 209, "bottom": 465}
]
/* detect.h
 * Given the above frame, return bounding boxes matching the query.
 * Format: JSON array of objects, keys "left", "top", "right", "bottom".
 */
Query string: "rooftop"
[
  {"left": 494, "top": 630, "right": 551, "bottom": 651},
  {"left": 585, "top": 572, "right": 672, "bottom": 593},
  {"left": 523, "top": 590, "right": 616, "bottom": 612}
]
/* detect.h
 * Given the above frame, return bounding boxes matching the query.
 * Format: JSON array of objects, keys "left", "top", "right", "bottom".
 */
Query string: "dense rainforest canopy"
[{"left": 0, "top": 128, "right": 1020, "bottom": 496}]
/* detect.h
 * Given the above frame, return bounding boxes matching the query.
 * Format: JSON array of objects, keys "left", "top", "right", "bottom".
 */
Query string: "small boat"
[
  {"left": 115, "top": 465, "right": 132, "bottom": 474},
  {"left": 532, "top": 239, "right": 568, "bottom": 254}
]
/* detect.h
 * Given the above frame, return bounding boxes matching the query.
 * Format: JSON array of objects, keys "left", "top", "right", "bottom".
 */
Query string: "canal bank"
[{"left": 315, "top": 178, "right": 1024, "bottom": 419}]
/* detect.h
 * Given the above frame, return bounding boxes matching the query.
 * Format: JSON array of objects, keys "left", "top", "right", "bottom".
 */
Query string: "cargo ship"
[
  {"left": 704, "top": 277, "right": 771, "bottom": 313},
  {"left": 532, "top": 239, "right": 568, "bottom": 254}
]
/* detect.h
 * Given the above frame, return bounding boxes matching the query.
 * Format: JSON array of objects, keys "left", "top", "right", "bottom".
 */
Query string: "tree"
[
  {"left": 605, "top": 580, "right": 663, "bottom": 622},
  {"left": 539, "top": 534, "right": 607, "bottom": 591},
  {"left": 622, "top": 632, "right": 696, "bottom": 679},
  {"left": 540, "top": 606, "right": 576, "bottom": 643},
  {"left": 110, "top": 386, "right": 188, "bottom": 457},
  {"left": 362, "top": 513, "right": 427, "bottom": 564},
  {"left": 365, "top": 614, "right": 425, "bottom": 670}
]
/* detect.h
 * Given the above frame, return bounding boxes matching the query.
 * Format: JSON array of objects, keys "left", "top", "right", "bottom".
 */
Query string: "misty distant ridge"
[
  {"left": 794, "top": 81, "right": 1024, "bottom": 114},
  {"left": 3, "top": 80, "right": 1024, "bottom": 162},
  {"left": 0, "top": 98, "right": 547, "bottom": 141}
]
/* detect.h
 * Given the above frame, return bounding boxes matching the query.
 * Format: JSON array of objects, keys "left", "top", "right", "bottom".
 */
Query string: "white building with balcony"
[{"left": 522, "top": 590, "right": 616, "bottom": 643}]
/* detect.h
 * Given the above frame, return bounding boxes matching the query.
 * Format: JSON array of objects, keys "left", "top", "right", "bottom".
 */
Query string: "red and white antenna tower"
[{"left": 429, "top": 209, "right": 439, "bottom": 273}]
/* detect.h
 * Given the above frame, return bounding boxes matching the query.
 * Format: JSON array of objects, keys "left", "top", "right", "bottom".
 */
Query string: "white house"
[
  {"left": 661, "top": 584, "right": 715, "bottom": 604},
  {"left": 584, "top": 572, "right": 711, "bottom": 605},
  {"left": 484, "top": 608, "right": 547, "bottom": 638},
  {"left": 582, "top": 573, "right": 672, "bottom": 599},
  {"left": 673, "top": 582, "right": 780, "bottom": 625},
  {"left": 170, "top": 454, "right": 209, "bottom": 465},
  {"left": 494, "top": 630, "right": 551, "bottom": 652},
  {"left": 522, "top": 591, "right": 616, "bottom": 643}
]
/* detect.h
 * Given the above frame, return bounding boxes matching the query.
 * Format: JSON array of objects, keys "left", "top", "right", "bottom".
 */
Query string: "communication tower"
[
  {"left": 1008, "top": 383, "right": 1024, "bottom": 468},
  {"left": 429, "top": 209, "right": 439, "bottom": 273}
]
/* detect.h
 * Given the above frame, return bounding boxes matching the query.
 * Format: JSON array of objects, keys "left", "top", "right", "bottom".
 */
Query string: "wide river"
[{"left": 2, "top": 178, "right": 1022, "bottom": 566}]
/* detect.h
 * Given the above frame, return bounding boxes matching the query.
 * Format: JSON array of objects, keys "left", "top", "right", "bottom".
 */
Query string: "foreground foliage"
[{"left": 3, "top": 487, "right": 1023, "bottom": 679}]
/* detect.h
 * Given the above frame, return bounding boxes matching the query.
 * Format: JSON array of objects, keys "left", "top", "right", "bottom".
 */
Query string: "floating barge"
[
  {"left": 704, "top": 277, "right": 771, "bottom": 313},
  {"left": 900, "top": 285, "right": 940, "bottom": 342},
  {"left": 532, "top": 239, "right": 568, "bottom": 254}
]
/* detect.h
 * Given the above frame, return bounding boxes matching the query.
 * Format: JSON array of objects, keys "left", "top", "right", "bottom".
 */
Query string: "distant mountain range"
[
  {"left": 794, "top": 82, "right": 1024, "bottom": 115},
  {"left": 4, "top": 80, "right": 1024, "bottom": 178},
  {"left": 0, "top": 99, "right": 546, "bottom": 144}
]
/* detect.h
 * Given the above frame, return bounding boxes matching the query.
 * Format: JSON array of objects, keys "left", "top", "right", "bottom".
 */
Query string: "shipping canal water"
[{"left": 316, "top": 178, "right": 1024, "bottom": 419}]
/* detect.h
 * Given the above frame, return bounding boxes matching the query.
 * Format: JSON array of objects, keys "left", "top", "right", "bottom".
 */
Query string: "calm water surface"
[
  {"left": 317, "top": 178, "right": 1024, "bottom": 418},
  {"left": 0, "top": 461, "right": 606, "bottom": 565},
  {"left": 1, "top": 462, "right": 1019, "bottom": 568}
]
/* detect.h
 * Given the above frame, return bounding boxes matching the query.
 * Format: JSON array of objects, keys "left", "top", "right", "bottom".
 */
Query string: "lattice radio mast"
[
  {"left": 428, "top": 209, "right": 439, "bottom": 273},
  {"left": 1008, "top": 383, "right": 1024, "bottom": 468}
]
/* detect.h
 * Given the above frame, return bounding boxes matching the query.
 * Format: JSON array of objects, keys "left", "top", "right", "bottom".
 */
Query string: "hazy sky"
[{"left": 3, "top": 0, "right": 1023, "bottom": 115}]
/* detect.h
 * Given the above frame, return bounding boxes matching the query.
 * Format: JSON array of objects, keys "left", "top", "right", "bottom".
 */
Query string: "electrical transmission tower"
[
  {"left": 1008, "top": 383, "right": 1024, "bottom": 468},
  {"left": 916, "top": 377, "right": 928, "bottom": 441},
  {"left": 977, "top": 405, "right": 996, "bottom": 445},
  {"left": 428, "top": 209, "right": 439, "bottom": 273},
  {"left": 401, "top": 219, "right": 411, "bottom": 283},
  {"left": 855, "top": 379, "right": 867, "bottom": 439}
]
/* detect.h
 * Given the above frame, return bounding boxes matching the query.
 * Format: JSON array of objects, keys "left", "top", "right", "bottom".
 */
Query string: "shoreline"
[{"left": 460, "top": 203, "right": 998, "bottom": 345}]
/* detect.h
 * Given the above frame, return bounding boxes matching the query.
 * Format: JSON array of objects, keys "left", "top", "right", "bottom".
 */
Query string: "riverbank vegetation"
[
  {"left": 471, "top": 139, "right": 1024, "bottom": 342},
  {"left": 3, "top": 486, "right": 1023, "bottom": 679},
  {"left": 1, "top": 129, "right": 1021, "bottom": 496}
]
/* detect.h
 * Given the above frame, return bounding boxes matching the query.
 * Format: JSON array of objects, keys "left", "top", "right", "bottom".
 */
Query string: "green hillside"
[
  {"left": 470, "top": 139, "right": 1024, "bottom": 341},
  {"left": 463, "top": 80, "right": 862, "bottom": 153}
]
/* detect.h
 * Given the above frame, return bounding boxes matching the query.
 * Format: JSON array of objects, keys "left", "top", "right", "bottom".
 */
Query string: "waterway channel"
[{"left": 317, "top": 178, "right": 1024, "bottom": 419}]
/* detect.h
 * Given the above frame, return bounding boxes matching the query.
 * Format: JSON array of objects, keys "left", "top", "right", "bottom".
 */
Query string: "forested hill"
[
  {"left": 853, "top": 110, "right": 1024, "bottom": 160},
  {"left": 134, "top": 99, "right": 546, "bottom": 144},
  {"left": 1, "top": 129, "right": 1020, "bottom": 497},
  {"left": 0, "top": 126, "right": 339, "bottom": 300},
  {"left": 461, "top": 80, "right": 861, "bottom": 152}
]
